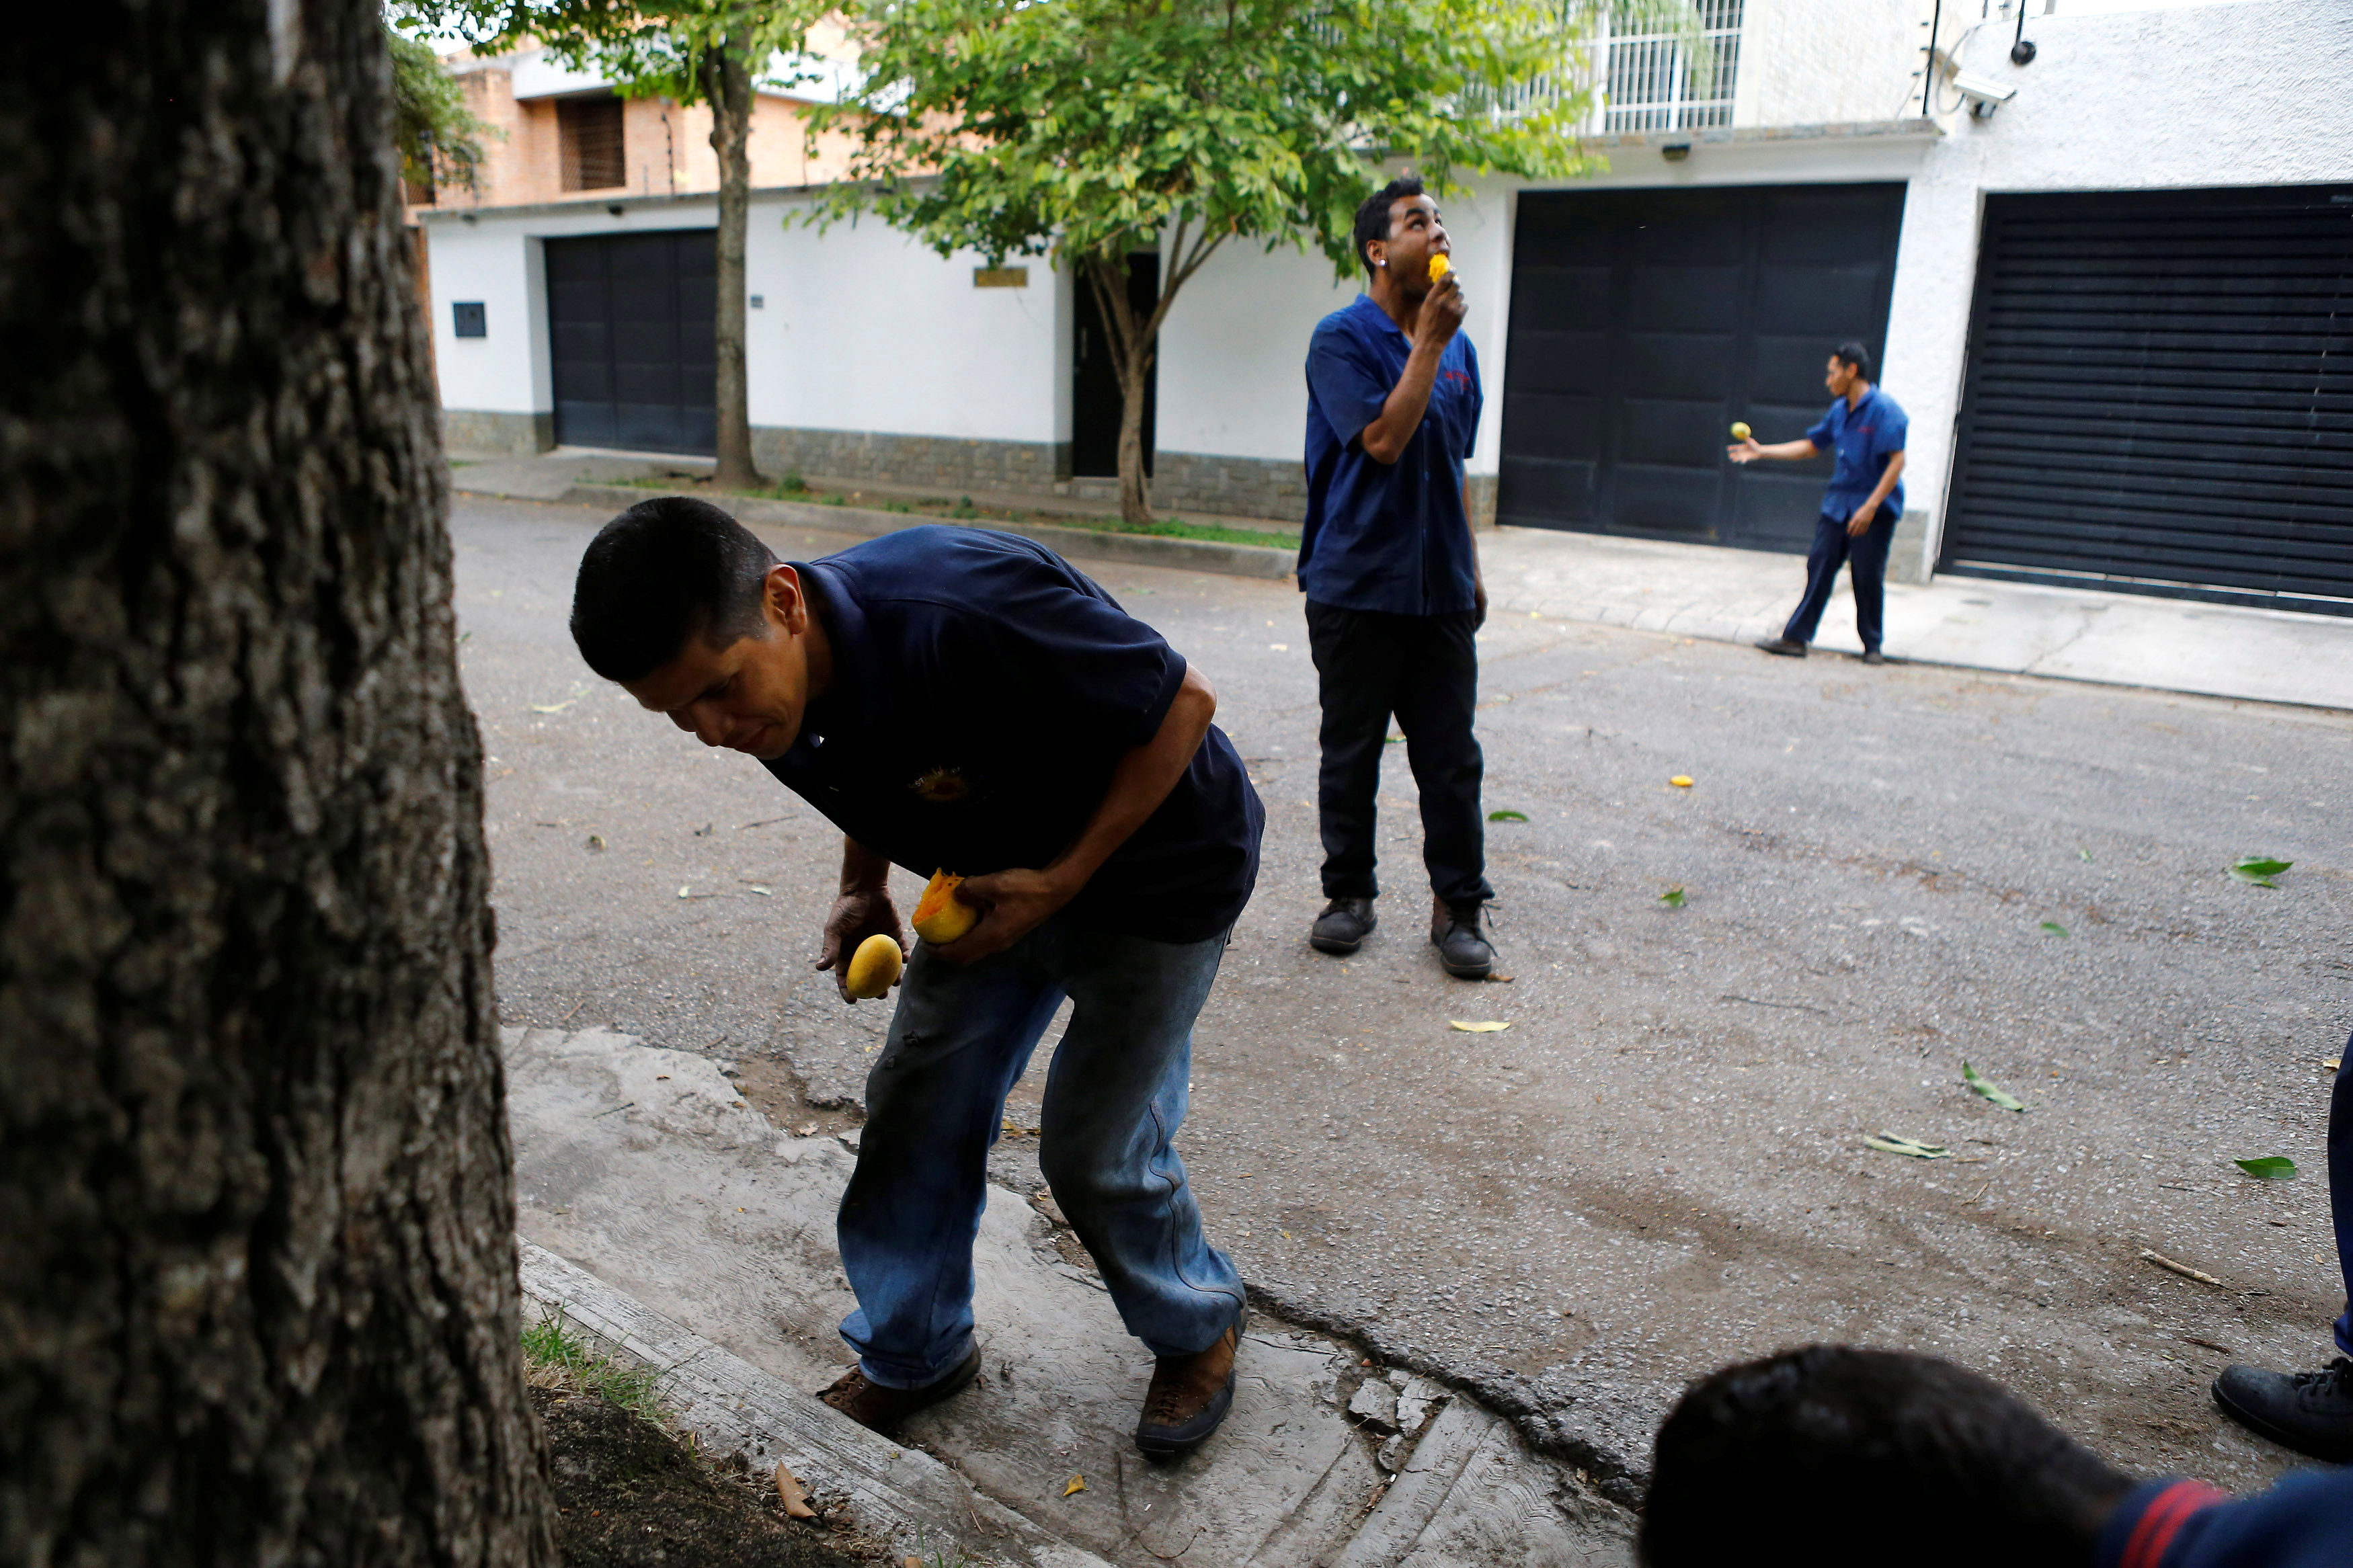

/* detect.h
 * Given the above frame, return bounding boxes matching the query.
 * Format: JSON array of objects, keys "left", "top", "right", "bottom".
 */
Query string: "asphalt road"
[{"left": 457, "top": 493, "right": 2353, "bottom": 1495}]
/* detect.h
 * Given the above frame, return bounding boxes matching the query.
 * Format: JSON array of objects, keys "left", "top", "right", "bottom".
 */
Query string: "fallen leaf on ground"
[
  {"left": 1488, "top": 809, "right": 1529, "bottom": 822},
  {"left": 1063, "top": 1475, "right": 1086, "bottom": 1497},
  {"left": 1669, "top": 775, "right": 1694, "bottom": 788},
  {"left": 528, "top": 699, "right": 578, "bottom": 714},
  {"left": 1449, "top": 1020, "right": 1511, "bottom": 1032},
  {"left": 1659, "top": 887, "right": 1687, "bottom": 908},
  {"left": 2079, "top": 848, "right": 2094, "bottom": 862},
  {"left": 2234, "top": 1155, "right": 2299, "bottom": 1180},
  {"left": 1864, "top": 1132, "right": 1951, "bottom": 1159},
  {"left": 774, "top": 1462, "right": 816, "bottom": 1519},
  {"left": 1962, "top": 1061, "right": 2028, "bottom": 1112},
  {"left": 2040, "top": 921, "right": 2068, "bottom": 938},
  {"left": 2327, "top": 1059, "right": 2343, "bottom": 1071},
  {"left": 586, "top": 834, "right": 606, "bottom": 851},
  {"left": 2230, "top": 856, "right": 2293, "bottom": 887}
]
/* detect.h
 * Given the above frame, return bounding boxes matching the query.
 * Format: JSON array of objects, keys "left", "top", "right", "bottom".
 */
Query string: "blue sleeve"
[
  {"left": 1877, "top": 399, "right": 1909, "bottom": 456},
  {"left": 1463, "top": 338, "right": 1484, "bottom": 463},
  {"left": 2098, "top": 1472, "right": 2353, "bottom": 1568},
  {"left": 947, "top": 542, "right": 1185, "bottom": 750},
  {"left": 1805, "top": 406, "right": 1835, "bottom": 452},
  {"left": 1307, "top": 321, "right": 1390, "bottom": 450}
]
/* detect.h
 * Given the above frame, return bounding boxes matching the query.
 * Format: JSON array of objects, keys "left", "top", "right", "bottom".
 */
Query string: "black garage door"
[
  {"left": 1499, "top": 183, "right": 1906, "bottom": 551},
  {"left": 1938, "top": 185, "right": 2353, "bottom": 615},
  {"left": 546, "top": 230, "right": 717, "bottom": 455}
]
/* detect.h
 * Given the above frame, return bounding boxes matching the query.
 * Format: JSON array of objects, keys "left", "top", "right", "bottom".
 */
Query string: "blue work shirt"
[
  {"left": 1299, "top": 294, "right": 1483, "bottom": 616},
  {"left": 762, "top": 527, "right": 1262, "bottom": 946},
  {"left": 1806, "top": 386, "right": 1908, "bottom": 521},
  {"left": 2096, "top": 1472, "right": 2353, "bottom": 1568}
]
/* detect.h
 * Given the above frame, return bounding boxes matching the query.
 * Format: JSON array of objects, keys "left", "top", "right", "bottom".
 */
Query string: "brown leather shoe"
[
  {"left": 816, "top": 1346, "right": 982, "bottom": 1434},
  {"left": 1135, "top": 1309, "right": 1245, "bottom": 1459}
]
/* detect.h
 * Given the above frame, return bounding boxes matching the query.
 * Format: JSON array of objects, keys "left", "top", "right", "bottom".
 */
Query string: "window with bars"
[
  {"left": 1601, "top": 0, "right": 1742, "bottom": 132},
  {"left": 557, "top": 96, "right": 626, "bottom": 192}
]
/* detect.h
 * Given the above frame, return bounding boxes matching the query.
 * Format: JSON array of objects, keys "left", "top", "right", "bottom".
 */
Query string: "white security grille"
[{"left": 1601, "top": 1, "right": 1741, "bottom": 132}]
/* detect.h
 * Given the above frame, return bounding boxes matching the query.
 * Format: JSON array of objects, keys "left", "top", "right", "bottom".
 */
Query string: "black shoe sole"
[
  {"left": 1437, "top": 954, "right": 1494, "bottom": 979},
  {"left": 1755, "top": 641, "right": 1807, "bottom": 657},
  {"left": 1309, "top": 913, "right": 1375, "bottom": 956},
  {"left": 1135, "top": 1308, "right": 1246, "bottom": 1460},
  {"left": 2212, "top": 1378, "right": 2353, "bottom": 1463}
]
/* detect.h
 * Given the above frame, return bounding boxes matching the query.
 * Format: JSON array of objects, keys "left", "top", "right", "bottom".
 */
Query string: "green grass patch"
[
  {"left": 522, "top": 1305, "right": 666, "bottom": 1420},
  {"left": 579, "top": 474, "right": 1293, "bottom": 550}
]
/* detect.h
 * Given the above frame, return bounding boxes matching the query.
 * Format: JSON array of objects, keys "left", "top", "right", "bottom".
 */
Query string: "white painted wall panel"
[{"left": 746, "top": 198, "right": 1059, "bottom": 444}]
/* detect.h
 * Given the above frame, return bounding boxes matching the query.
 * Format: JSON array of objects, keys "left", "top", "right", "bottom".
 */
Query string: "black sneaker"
[
  {"left": 1310, "top": 897, "right": 1377, "bottom": 955},
  {"left": 1754, "top": 637, "right": 1808, "bottom": 657},
  {"left": 2212, "top": 1359, "right": 2353, "bottom": 1462},
  {"left": 1860, "top": 649, "right": 1887, "bottom": 666},
  {"left": 1430, "top": 899, "right": 1494, "bottom": 979}
]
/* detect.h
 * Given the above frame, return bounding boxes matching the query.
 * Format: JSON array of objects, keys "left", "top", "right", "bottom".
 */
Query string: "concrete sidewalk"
[
  {"left": 1482, "top": 527, "right": 2353, "bottom": 712},
  {"left": 507, "top": 1026, "right": 1636, "bottom": 1567}
]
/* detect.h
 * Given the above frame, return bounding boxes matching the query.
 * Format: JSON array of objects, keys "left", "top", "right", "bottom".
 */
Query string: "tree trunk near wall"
[
  {"left": 705, "top": 38, "right": 764, "bottom": 491},
  {"left": 1085, "top": 253, "right": 1159, "bottom": 527},
  {"left": 0, "top": 2, "right": 558, "bottom": 1565}
]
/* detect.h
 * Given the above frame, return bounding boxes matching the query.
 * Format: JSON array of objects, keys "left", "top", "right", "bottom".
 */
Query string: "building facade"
[{"left": 423, "top": 0, "right": 2353, "bottom": 614}]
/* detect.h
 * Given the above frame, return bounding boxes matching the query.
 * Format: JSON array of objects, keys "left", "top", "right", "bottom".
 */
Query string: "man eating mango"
[{"left": 569, "top": 500, "right": 1263, "bottom": 1457}]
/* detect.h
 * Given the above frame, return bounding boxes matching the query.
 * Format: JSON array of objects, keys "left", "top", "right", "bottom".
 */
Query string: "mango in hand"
[
  {"left": 911, "top": 868, "right": 980, "bottom": 945},
  {"left": 1429, "top": 253, "right": 1450, "bottom": 284},
  {"left": 844, "top": 932, "right": 904, "bottom": 999},
  {"left": 1729, "top": 421, "right": 1752, "bottom": 442}
]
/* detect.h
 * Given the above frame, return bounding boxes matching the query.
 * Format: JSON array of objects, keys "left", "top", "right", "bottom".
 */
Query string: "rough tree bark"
[
  {"left": 0, "top": 3, "right": 559, "bottom": 1565},
  {"left": 703, "top": 36, "right": 766, "bottom": 491}
]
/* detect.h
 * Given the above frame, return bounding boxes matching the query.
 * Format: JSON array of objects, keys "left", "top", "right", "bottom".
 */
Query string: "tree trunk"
[
  {"left": 0, "top": 3, "right": 558, "bottom": 1566},
  {"left": 1085, "top": 253, "right": 1160, "bottom": 527},
  {"left": 705, "top": 38, "right": 764, "bottom": 491}
]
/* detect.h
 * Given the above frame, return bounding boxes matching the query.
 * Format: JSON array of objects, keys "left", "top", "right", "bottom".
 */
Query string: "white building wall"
[
  {"left": 747, "top": 197, "right": 1059, "bottom": 444},
  {"left": 1736, "top": 0, "right": 1931, "bottom": 128},
  {"left": 1886, "top": 0, "right": 2353, "bottom": 569}
]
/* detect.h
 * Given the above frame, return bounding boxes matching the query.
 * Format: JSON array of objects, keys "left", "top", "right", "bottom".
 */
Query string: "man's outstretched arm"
[{"left": 937, "top": 663, "right": 1218, "bottom": 964}]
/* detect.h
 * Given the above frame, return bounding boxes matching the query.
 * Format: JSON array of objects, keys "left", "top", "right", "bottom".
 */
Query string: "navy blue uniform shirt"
[
  {"left": 1806, "top": 386, "right": 1908, "bottom": 520},
  {"left": 762, "top": 527, "right": 1263, "bottom": 945},
  {"left": 1299, "top": 294, "right": 1483, "bottom": 616},
  {"left": 2096, "top": 1472, "right": 2353, "bottom": 1568}
]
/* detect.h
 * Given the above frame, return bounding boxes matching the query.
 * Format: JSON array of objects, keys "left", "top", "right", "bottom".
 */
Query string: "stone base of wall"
[
  {"left": 751, "top": 427, "right": 1068, "bottom": 499},
  {"left": 1889, "top": 507, "right": 1931, "bottom": 585},
  {"left": 443, "top": 409, "right": 554, "bottom": 456}
]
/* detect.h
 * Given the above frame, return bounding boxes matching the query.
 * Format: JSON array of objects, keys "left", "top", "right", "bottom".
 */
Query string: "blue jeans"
[
  {"left": 2329, "top": 1033, "right": 2353, "bottom": 1357},
  {"left": 836, "top": 913, "right": 1246, "bottom": 1388},
  {"left": 1784, "top": 509, "right": 1896, "bottom": 653}
]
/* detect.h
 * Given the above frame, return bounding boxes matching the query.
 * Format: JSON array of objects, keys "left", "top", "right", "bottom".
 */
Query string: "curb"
[
  {"left": 518, "top": 1241, "right": 1112, "bottom": 1567},
  {"left": 517, "top": 480, "right": 1298, "bottom": 583}
]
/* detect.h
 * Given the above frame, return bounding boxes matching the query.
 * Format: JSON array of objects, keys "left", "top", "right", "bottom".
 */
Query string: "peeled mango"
[
  {"left": 1428, "top": 253, "right": 1450, "bottom": 284},
  {"left": 1729, "top": 421, "right": 1752, "bottom": 441},
  {"left": 844, "top": 932, "right": 903, "bottom": 999},
  {"left": 912, "top": 869, "right": 980, "bottom": 945}
]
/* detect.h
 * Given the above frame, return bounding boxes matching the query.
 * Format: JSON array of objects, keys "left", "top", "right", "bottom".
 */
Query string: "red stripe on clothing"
[{"left": 2122, "top": 1480, "right": 2229, "bottom": 1568}]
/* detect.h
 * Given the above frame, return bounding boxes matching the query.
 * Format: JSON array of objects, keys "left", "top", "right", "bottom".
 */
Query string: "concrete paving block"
[
  {"left": 505, "top": 1024, "right": 1630, "bottom": 1567},
  {"left": 518, "top": 1242, "right": 1111, "bottom": 1567}
]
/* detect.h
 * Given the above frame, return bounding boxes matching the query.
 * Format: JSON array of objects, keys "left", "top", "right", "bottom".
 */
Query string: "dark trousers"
[
  {"left": 1304, "top": 599, "right": 1492, "bottom": 907},
  {"left": 1784, "top": 509, "right": 1897, "bottom": 652},
  {"left": 2331, "top": 1032, "right": 2353, "bottom": 1357}
]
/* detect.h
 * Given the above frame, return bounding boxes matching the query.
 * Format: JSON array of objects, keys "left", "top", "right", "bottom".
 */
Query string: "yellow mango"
[
  {"left": 845, "top": 932, "right": 904, "bottom": 999},
  {"left": 911, "top": 868, "right": 980, "bottom": 945},
  {"left": 1729, "top": 421, "right": 1752, "bottom": 442},
  {"left": 1429, "top": 253, "right": 1450, "bottom": 284}
]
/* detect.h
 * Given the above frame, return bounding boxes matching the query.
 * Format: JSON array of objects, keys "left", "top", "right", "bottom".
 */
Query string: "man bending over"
[{"left": 570, "top": 501, "right": 1263, "bottom": 1458}]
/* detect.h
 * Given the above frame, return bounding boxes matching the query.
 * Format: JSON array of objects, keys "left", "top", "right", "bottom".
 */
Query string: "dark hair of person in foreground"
[
  {"left": 571, "top": 496, "right": 779, "bottom": 684},
  {"left": 1640, "top": 1345, "right": 2135, "bottom": 1568}
]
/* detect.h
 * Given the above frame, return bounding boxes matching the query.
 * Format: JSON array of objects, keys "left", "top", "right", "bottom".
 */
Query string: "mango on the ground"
[
  {"left": 845, "top": 932, "right": 904, "bottom": 999},
  {"left": 912, "top": 869, "right": 980, "bottom": 945}
]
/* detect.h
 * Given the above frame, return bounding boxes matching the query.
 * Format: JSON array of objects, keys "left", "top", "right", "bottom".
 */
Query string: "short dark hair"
[
  {"left": 569, "top": 496, "right": 781, "bottom": 683},
  {"left": 1833, "top": 340, "right": 1874, "bottom": 380},
  {"left": 1354, "top": 176, "right": 1427, "bottom": 280},
  {"left": 1638, "top": 1346, "right": 2133, "bottom": 1568}
]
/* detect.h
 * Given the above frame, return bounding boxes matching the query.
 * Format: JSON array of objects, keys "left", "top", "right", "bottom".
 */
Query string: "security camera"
[{"left": 1952, "top": 71, "right": 2018, "bottom": 118}]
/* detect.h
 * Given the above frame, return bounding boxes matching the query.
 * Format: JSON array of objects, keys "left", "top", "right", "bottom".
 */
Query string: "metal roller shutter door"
[
  {"left": 1939, "top": 185, "right": 2353, "bottom": 615},
  {"left": 1499, "top": 183, "right": 1906, "bottom": 551},
  {"left": 546, "top": 230, "right": 718, "bottom": 456}
]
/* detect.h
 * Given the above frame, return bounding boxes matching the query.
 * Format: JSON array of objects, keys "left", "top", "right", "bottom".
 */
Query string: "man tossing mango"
[{"left": 570, "top": 501, "right": 1264, "bottom": 1457}]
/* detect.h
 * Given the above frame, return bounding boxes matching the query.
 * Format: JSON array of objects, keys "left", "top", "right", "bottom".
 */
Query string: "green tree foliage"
[
  {"left": 387, "top": 24, "right": 495, "bottom": 196},
  {"left": 809, "top": 0, "right": 1643, "bottom": 522}
]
